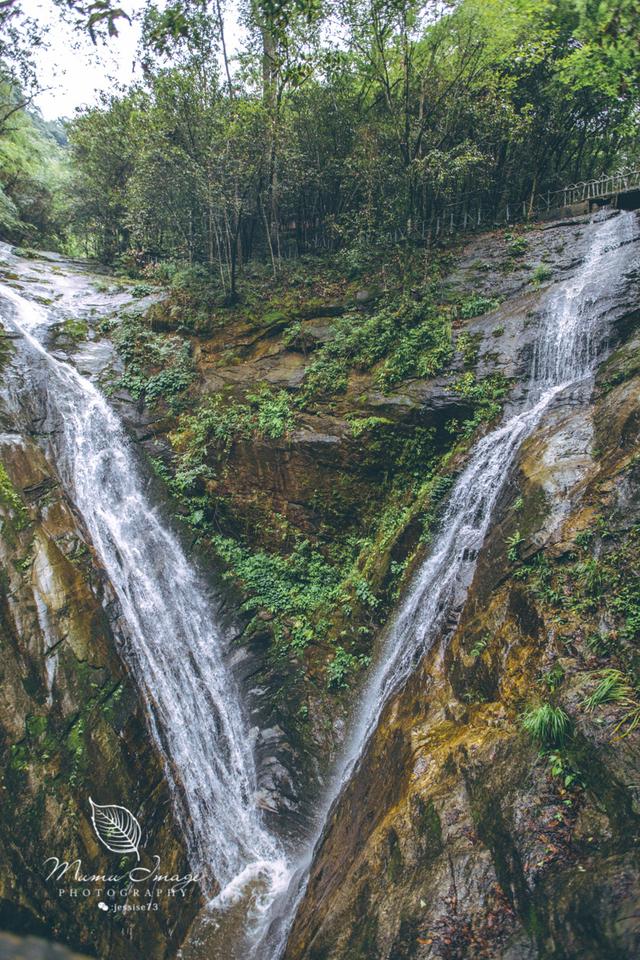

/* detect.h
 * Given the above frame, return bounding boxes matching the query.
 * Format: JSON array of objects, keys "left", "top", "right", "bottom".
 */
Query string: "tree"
[{"left": 10, "top": 0, "right": 639, "bottom": 268}]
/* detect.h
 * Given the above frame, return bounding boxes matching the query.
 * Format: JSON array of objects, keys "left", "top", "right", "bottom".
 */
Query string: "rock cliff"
[
  {"left": 1, "top": 210, "right": 638, "bottom": 959},
  {"left": 283, "top": 226, "right": 640, "bottom": 958}
]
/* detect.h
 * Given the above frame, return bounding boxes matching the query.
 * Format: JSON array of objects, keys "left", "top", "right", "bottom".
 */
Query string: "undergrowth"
[
  {"left": 104, "top": 312, "right": 195, "bottom": 410},
  {"left": 516, "top": 516, "right": 640, "bottom": 739},
  {"left": 300, "top": 291, "right": 453, "bottom": 402}
]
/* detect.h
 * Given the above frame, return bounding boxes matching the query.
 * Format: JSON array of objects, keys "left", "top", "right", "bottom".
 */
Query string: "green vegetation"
[
  {"left": 457, "top": 295, "right": 499, "bottom": 320},
  {"left": 456, "top": 331, "right": 482, "bottom": 368},
  {"left": 1, "top": 0, "right": 638, "bottom": 711},
  {"left": 449, "top": 372, "right": 510, "bottom": 438},
  {"left": 106, "top": 312, "right": 195, "bottom": 410},
  {"left": 522, "top": 703, "right": 571, "bottom": 747},
  {"left": 3, "top": 0, "right": 630, "bottom": 294},
  {"left": 0, "top": 328, "right": 12, "bottom": 372},
  {"left": 582, "top": 669, "right": 634, "bottom": 711},
  {"left": 542, "top": 749, "right": 584, "bottom": 790},
  {"left": 1, "top": 5, "right": 639, "bottom": 946},
  {"left": 506, "top": 530, "right": 525, "bottom": 563},
  {"left": 1, "top": 0, "right": 638, "bottom": 276},
  {"left": 169, "top": 384, "right": 295, "bottom": 474},
  {"left": 469, "top": 637, "right": 488, "bottom": 659},
  {"left": 515, "top": 510, "right": 640, "bottom": 789},
  {"left": 212, "top": 536, "right": 345, "bottom": 653},
  {"left": 326, "top": 646, "right": 371, "bottom": 690},
  {"left": 513, "top": 508, "right": 640, "bottom": 743},
  {"left": 0, "top": 462, "right": 29, "bottom": 531},
  {"left": 542, "top": 665, "right": 565, "bottom": 692},
  {"left": 348, "top": 416, "right": 393, "bottom": 438},
  {"left": 578, "top": 667, "right": 640, "bottom": 738},
  {"left": 300, "top": 293, "right": 453, "bottom": 402},
  {"left": 521, "top": 520, "right": 640, "bottom": 644},
  {"left": 531, "top": 264, "right": 553, "bottom": 286},
  {"left": 61, "top": 318, "right": 89, "bottom": 341},
  {"left": 139, "top": 310, "right": 474, "bottom": 692},
  {"left": 0, "top": 62, "right": 69, "bottom": 246},
  {"left": 0, "top": 134, "right": 66, "bottom": 242},
  {"left": 251, "top": 387, "right": 295, "bottom": 439},
  {"left": 507, "top": 236, "right": 529, "bottom": 258}
]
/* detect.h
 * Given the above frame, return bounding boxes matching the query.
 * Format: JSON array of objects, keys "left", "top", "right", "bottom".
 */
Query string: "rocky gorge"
[{"left": 0, "top": 206, "right": 639, "bottom": 960}]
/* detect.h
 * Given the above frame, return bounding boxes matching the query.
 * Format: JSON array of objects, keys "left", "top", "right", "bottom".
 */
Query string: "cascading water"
[
  {"left": 264, "top": 210, "right": 639, "bottom": 959},
  {"left": 0, "top": 263, "right": 289, "bottom": 939},
  {"left": 0, "top": 211, "right": 636, "bottom": 960}
]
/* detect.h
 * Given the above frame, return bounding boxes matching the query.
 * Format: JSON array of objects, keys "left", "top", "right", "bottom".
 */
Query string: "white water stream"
[
  {"left": 261, "top": 210, "right": 639, "bottom": 958},
  {"left": 0, "top": 270, "right": 289, "bottom": 933}
]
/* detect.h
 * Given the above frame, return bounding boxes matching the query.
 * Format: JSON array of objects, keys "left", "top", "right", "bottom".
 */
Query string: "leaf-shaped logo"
[{"left": 89, "top": 798, "right": 142, "bottom": 861}]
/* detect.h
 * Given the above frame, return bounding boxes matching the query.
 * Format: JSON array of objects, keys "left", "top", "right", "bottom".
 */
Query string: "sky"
[
  {"left": 24, "top": 0, "right": 244, "bottom": 121},
  {"left": 21, "top": 0, "right": 447, "bottom": 121},
  {"left": 25, "top": 0, "right": 143, "bottom": 119}
]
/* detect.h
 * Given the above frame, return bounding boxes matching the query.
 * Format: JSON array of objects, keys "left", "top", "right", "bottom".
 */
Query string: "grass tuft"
[
  {"left": 582, "top": 669, "right": 634, "bottom": 712},
  {"left": 522, "top": 703, "right": 571, "bottom": 746}
]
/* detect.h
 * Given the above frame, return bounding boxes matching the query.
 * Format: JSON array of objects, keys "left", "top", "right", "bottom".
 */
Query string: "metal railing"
[
  {"left": 553, "top": 169, "right": 640, "bottom": 207},
  {"left": 376, "top": 168, "right": 640, "bottom": 245},
  {"left": 279, "top": 168, "right": 640, "bottom": 253}
]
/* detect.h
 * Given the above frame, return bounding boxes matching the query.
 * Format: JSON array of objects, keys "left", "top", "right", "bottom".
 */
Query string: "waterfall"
[
  {"left": 0, "top": 211, "right": 636, "bottom": 959},
  {"left": 0, "top": 280, "right": 288, "bottom": 913},
  {"left": 265, "top": 210, "right": 639, "bottom": 958}
]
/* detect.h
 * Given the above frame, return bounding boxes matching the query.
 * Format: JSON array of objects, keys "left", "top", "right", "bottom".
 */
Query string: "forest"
[{"left": 1, "top": 0, "right": 639, "bottom": 293}]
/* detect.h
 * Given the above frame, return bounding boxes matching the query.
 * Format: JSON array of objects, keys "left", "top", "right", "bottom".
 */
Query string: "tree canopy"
[{"left": 0, "top": 0, "right": 639, "bottom": 286}]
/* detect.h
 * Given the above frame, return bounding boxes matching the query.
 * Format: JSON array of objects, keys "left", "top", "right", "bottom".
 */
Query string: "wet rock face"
[
  {"left": 0, "top": 426, "right": 199, "bottom": 957},
  {"left": 1, "top": 215, "right": 638, "bottom": 958},
  {"left": 159, "top": 216, "right": 633, "bottom": 821},
  {"left": 5, "top": 217, "right": 627, "bottom": 848},
  {"left": 0, "top": 931, "right": 92, "bottom": 959},
  {"left": 284, "top": 249, "right": 640, "bottom": 955}
]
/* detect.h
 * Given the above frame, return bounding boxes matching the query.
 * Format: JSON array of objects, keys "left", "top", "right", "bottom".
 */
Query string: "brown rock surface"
[{"left": 283, "top": 295, "right": 640, "bottom": 958}]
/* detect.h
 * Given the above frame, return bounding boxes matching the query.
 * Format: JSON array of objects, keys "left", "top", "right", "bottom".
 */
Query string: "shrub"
[
  {"left": 506, "top": 530, "right": 525, "bottom": 562},
  {"left": 347, "top": 415, "right": 392, "bottom": 438},
  {"left": 451, "top": 372, "right": 510, "bottom": 437},
  {"left": 574, "top": 557, "right": 605, "bottom": 597},
  {"left": 507, "top": 236, "right": 528, "bottom": 257},
  {"left": 326, "top": 645, "right": 370, "bottom": 689},
  {"left": 213, "top": 536, "right": 343, "bottom": 652},
  {"left": 543, "top": 750, "right": 584, "bottom": 789},
  {"left": 542, "top": 665, "right": 565, "bottom": 692},
  {"left": 0, "top": 463, "right": 29, "bottom": 530},
  {"left": 531, "top": 264, "right": 552, "bottom": 285},
  {"left": 300, "top": 295, "right": 453, "bottom": 401},
  {"left": 457, "top": 294, "right": 499, "bottom": 319},
  {"left": 171, "top": 385, "right": 295, "bottom": 471},
  {"left": 248, "top": 385, "right": 294, "bottom": 439},
  {"left": 130, "top": 282, "right": 155, "bottom": 298},
  {"left": 456, "top": 331, "right": 482, "bottom": 367},
  {"left": 302, "top": 356, "right": 349, "bottom": 399},
  {"left": 109, "top": 312, "right": 195, "bottom": 410}
]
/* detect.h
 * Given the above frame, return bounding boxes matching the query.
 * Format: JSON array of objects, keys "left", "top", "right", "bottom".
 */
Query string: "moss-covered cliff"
[
  {"left": 1, "top": 209, "right": 638, "bottom": 960},
  {"left": 86, "top": 211, "right": 639, "bottom": 836}
]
